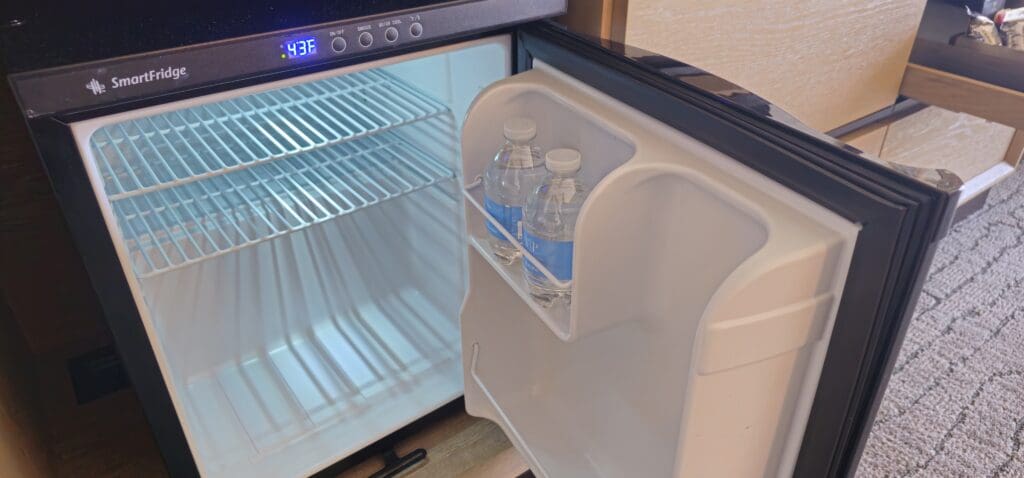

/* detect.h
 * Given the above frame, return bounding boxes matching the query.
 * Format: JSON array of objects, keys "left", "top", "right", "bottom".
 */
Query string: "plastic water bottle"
[
  {"left": 522, "top": 148, "right": 588, "bottom": 306},
  {"left": 483, "top": 117, "right": 546, "bottom": 264}
]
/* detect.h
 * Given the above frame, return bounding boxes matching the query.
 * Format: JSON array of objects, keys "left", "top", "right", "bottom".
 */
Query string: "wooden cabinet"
[
  {"left": 562, "top": 0, "right": 928, "bottom": 132},
  {"left": 844, "top": 107, "right": 1020, "bottom": 204},
  {"left": 561, "top": 0, "right": 1024, "bottom": 205}
]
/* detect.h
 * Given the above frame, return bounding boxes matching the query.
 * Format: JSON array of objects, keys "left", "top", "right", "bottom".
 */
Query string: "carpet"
[{"left": 857, "top": 169, "right": 1024, "bottom": 477}]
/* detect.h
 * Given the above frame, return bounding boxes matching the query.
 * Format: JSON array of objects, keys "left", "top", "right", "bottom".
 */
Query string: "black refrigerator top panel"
[
  {"left": 3, "top": 0, "right": 565, "bottom": 118},
  {"left": 0, "top": 0, "right": 532, "bottom": 72}
]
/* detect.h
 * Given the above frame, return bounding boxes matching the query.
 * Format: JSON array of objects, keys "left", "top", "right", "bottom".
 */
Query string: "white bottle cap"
[
  {"left": 503, "top": 117, "right": 537, "bottom": 142},
  {"left": 545, "top": 148, "right": 582, "bottom": 173}
]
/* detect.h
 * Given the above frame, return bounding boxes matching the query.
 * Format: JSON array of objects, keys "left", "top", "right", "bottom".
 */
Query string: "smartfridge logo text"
[
  {"left": 111, "top": 66, "right": 188, "bottom": 89},
  {"left": 85, "top": 78, "right": 106, "bottom": 95},
  {"left": 84, "top": 66, "right": 189, "bottom": 96}
]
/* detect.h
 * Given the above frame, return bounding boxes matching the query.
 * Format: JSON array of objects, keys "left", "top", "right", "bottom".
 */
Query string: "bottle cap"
[
  {"left": 503, "top": 117, "right": 537, "bottom": 142},
  {"left": 545, "top": 148, "right": 581, "bottom": 173}
]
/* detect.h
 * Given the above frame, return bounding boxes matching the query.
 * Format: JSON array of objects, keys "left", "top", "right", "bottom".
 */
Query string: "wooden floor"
[{"left": 336, "top": 409, "right": 527, "bottom": 478}]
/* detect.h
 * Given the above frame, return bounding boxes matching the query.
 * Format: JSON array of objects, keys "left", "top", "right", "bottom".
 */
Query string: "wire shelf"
[
  {"left": 113, "top": 131, "right": 455, "bottom": 277},
  {"left": 90, "top": 69, "right": 449, "bottom": 199}
]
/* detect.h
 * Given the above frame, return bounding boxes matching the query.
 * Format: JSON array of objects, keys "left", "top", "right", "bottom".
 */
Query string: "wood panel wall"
[
  {"left": 564, "top": 0, "right": 929, "bottom": 132},
  {"left": 559, "top": 0, "right": 626, "bottom": 41},
  {"left": 560, "top": 1, "right": 1018, "bottom": 188}
]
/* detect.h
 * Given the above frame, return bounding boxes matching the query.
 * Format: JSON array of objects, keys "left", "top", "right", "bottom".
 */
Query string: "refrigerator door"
[{"left": 459, "top": 23, "right": 960, "bottom": 478}]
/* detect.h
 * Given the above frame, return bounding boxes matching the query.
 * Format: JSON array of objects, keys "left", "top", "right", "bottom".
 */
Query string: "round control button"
[
  {"left": 384, "top": 26, "right": 399, "bottom": 43},
  {"left": 409, "top": 22, "right": 423, "bottom": 38},
  {"left": 358, "top": 31, "right": 373, "bottom": 47},
  {"left": 331, "top": 37, "right": 347, "bottom": 53}
]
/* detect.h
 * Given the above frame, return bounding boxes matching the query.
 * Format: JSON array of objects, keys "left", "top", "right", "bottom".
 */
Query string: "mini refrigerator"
[{"left": 3, "top": 1, "right": 963, "bottom": 477}]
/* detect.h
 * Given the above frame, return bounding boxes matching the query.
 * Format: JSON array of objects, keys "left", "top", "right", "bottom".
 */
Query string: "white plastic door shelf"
[{"left": 459, "top": 63, "right": 858, "bottom": 477}]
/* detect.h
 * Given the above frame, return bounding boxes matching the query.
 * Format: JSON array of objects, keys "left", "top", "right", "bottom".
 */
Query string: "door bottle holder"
[{"left": 463, "top": 177, "right": 574, "bottom": 340}]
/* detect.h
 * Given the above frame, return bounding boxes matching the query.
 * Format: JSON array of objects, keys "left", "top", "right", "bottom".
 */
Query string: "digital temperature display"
[{"left": 283, "top": 38, "right": 318, "bottom": 59}]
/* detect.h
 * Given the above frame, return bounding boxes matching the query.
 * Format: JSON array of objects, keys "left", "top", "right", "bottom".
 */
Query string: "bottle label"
[
  {"left": 523, "top": 230, "right": 573, "bottom": 281},
  {"left": 484, "top": 195, "right": 523, "bottom": 241}
]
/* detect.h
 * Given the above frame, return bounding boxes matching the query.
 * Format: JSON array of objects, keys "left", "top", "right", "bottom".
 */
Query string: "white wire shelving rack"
[
  {"left": 109, "top": 130, "right": 455, "bottom": 278},
  {"left": 90, "top": 69, "right": 449, "bottom": 199},
  {"left": 87, "top": 69, "right": 458, "bottom": 278},
  {"left": 105, "top": 128, "right": 454, "bottom": 276}
]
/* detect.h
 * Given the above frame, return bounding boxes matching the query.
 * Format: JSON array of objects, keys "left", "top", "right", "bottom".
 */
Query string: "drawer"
[
  {"left": 839, "top": 104, "right": 1022, "bottom": 205},
  {"left": 911, "top": 2, "right": 1024, "bottom": 92},
  {"left": 902, "top": 1, "right": 1024, "bottom": 130},
  {"left": 835, "top": 2, "right": 1024, "bottom": 207}
]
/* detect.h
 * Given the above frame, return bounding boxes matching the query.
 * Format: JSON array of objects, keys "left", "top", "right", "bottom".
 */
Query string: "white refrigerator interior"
[
  {"left": 68, "top": 28, "right": 861, "bottom": 478},
  {"left": 70, "top": 37, "right": 511, "bottom": 478},
  {"left": 460, "top": 64, "right": 859, "bottom": 477}
]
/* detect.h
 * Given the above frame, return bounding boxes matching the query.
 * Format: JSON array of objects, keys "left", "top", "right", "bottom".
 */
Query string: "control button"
[
  {"left": 384, "top": 26, "right": 399, "bottom": 43},
  {"left": 331, "top": 37, "right": 347, "bottom": 53},
  {"left": 409, "top": 22, "right": 423, "bottom": 38},
  {"left": 358, "top": 31, "right": 373, "bottom": 47}
]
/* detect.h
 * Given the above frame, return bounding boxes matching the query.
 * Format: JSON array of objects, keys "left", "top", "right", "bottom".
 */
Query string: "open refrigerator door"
[{"left": 459, "top": 59, "right": 859, "bottom": 477}]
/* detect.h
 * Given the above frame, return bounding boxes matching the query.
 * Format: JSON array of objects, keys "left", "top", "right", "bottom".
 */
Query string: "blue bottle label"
[
  {"left": 484, "top": 195, "right": 523, "bottom": 241},
  {"left": 523, "top": 230, "right": 573, "bottom": 281}
]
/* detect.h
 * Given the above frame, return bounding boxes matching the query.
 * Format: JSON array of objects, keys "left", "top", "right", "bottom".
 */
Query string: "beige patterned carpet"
[{"left": 857, "top": 169, "right": 1024, "bottom": 477}]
